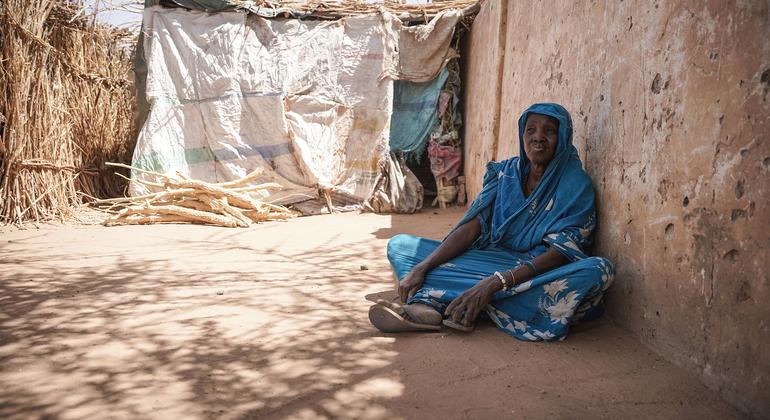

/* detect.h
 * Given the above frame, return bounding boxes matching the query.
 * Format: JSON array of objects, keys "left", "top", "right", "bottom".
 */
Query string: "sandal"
[
  {"left": 442, "top": 318, "right": 475, "bottom": 333},
  {"left": 369, "top": 301, "right": 441, "bottom": 333}
]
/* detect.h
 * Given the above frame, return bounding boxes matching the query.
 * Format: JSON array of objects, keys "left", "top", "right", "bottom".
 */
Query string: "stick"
[
  {"left": 215, "top": 168, "right": 264, "bottom": 188},
  {"left": 105, "top": 162, "right": 173, "bottom": 181},
  {"left": 106, "top": 204, "right": 241, "bottom": 228}
]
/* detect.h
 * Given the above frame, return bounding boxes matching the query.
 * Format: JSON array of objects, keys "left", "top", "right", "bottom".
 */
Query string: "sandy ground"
[{"left": 0, "top": 208, "right": 741, "bottom": 419}]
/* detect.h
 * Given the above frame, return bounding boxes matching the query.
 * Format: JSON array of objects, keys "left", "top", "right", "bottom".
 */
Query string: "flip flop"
[
  {"left": 369, "top": 303, "right": 441, "bottom": 333},
  {"left": 442, "top": 318, "right": 475, "bottom": 333}
]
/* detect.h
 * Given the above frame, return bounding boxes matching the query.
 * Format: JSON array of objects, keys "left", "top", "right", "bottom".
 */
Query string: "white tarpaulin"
[{"left": 132, "top": 6, "right": 462, "bottom": 209}]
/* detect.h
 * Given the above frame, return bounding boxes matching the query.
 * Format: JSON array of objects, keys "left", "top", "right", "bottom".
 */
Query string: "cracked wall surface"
[{"left": 463, "top": 0, "right": 770, "bottom": 416}]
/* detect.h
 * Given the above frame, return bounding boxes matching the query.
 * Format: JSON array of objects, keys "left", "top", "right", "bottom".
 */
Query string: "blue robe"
[{"left": 387, "top": 103, "right": 615, "bottom": 341}]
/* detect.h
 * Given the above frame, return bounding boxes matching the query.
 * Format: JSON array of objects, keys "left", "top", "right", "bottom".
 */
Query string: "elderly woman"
[{"left": 369, "top": 103, "right": 614, "bottom": 341}]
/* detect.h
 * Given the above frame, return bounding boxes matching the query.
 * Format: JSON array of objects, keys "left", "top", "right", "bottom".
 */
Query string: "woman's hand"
[
  {"left": 445, "top": 277, "right": 501, "bottom": 326},
  {"left": 395, "top": 218, "right": 482, "bottom": 304},
  {"left": 398, "top": 266, "right": 427, "bottom": 303}
]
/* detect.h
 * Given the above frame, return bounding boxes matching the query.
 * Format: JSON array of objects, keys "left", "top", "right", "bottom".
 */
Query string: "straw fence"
[
  {"left": 253, "top": 0, "right": 481, "bottom": 18},
  {"left": 0, "top": 0, "right": 135, "bottom": 224}
]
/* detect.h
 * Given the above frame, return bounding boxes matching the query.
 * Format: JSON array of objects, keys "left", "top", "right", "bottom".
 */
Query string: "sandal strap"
[{"left": 376, "top": 299, "right": 407, "bottom": 316}]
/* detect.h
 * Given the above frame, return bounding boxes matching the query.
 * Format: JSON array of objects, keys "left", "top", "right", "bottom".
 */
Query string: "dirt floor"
[{"left": 0, "top": 208, "right": 742, "bottom": 419}]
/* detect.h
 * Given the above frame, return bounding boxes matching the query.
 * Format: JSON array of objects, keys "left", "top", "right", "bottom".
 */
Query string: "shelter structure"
[{"left": 132, "top": 0, "right": 479, "bottom": 214}]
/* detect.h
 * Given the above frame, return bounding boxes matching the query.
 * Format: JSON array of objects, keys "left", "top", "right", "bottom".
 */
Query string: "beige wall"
[
  {"left": 462, "top": 0, "right": 770, "bottom": 416},
  {"left": 461, "top": 0, "right": 507, "bottom": 201}
]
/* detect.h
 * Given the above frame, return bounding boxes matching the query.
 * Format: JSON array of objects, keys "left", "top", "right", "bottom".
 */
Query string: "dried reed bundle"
[
  {"left": 0, "top": 0, "right": 135, "bottom": 224},
  {"left": 97, "top": 163, "right": 297, "bottom": 227},
  {"left": 255, "top": 0, "right": 480, "bottom": 19}
]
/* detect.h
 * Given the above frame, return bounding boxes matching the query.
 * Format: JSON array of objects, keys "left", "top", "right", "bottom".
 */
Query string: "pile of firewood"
[{"left": 95, "top": 163, "right": 296, "bottom": 227}]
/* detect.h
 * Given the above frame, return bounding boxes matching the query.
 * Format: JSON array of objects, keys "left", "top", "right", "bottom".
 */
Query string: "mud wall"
[
  {"left": 461, "top": 0, "right": 507, "bottom": 201},
  {"left": 462, "top": 0, "right": 770, "bottom": 416}
]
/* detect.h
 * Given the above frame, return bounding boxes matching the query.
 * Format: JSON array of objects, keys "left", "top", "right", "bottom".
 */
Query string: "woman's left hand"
[{"left": 445, "top": 277, "right": 500, "bottom": 327}]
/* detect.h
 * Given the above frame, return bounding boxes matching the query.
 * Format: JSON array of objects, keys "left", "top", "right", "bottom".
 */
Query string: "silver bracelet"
[
  {"left": 524, "top": 260, "right": 540, "bottom": 275},
  {"left": 507, "top": 269, "right": 517, "bottom": 288},
  {"left": 493, "top": 271, "right": 509, "bottom": 290}
]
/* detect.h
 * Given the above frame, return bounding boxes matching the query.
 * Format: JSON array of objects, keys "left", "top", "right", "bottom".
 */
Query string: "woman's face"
[{"left": 523, "top": 113, "right": 559, "bottom": 166}]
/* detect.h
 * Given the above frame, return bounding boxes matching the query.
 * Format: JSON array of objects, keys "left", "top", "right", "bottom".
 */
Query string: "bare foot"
[
  {"left": 375, "top": 300, "right": 442, "bottom": 326},
  {"left": 403, "top": 303, "right": 442, "bottom": 325}
]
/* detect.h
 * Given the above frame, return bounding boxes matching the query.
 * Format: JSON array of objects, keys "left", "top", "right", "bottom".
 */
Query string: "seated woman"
[{"left": 369, "top": 103, "right": 614, "bottom": 341}]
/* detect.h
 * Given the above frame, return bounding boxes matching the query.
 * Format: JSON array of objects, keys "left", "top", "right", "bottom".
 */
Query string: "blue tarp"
[{"left": 389, "top": 67, "right": 449, "bottom": 161}]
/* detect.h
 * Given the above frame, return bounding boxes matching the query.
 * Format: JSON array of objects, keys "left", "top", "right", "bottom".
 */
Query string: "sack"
[{"left": 364, "top": 153, "right": 424, "bottom": 214}]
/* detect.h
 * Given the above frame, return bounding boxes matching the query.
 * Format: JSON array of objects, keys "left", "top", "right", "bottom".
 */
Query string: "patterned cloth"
[{"left": 386, "top": 103, "right": 615, "bottom": 341}]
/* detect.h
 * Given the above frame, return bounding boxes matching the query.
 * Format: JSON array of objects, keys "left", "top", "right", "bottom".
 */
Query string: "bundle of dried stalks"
[
  {"left": 96, "top": 163, "right": 297, "bottom": 227},
  {"left": 0, "top": 0, "right": 135, "bottom": 224},
  {"left": 255, "top": 0, "right": 480, "bottom": 20}
]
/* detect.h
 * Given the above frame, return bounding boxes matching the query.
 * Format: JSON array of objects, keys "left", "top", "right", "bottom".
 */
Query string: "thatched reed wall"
[{"left": 0, "top": 0, "right": 135, "bottom": 224}]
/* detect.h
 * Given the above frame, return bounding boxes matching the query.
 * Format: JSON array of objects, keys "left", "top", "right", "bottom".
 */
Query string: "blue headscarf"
[{"left": 451, "top": 103, "right": 597, "bottom": 261}]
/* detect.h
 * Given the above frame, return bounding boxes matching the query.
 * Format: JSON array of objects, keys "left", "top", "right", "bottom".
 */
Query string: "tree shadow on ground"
[
  {"left": 0, "top": 232, "right": 408, "bottom": 419},
  {"left": 0, "top": 211, "right": 743, "bottom": 419}
]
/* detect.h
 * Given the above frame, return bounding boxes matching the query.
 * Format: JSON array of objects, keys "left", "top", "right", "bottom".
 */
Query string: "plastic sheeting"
[
  {"left": 132, "top": 5, "right": 464, "bottom": 210},
  {"left": 383, "top": 11, "right": 462, "bottom": 82},
  {"left": 389, "top": 67, "right": 448, "bottom": 161}
]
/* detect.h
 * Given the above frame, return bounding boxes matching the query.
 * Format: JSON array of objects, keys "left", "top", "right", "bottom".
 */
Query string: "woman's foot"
[
  {"left": 369, "top": 300, "right": 442, "bottom": 332},
  {"left": 402, "top": 303, "right": 442, "bottom": 325}
]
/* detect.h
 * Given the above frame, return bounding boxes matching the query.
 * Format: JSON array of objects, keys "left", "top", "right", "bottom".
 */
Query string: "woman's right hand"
[
  {"left": 394, "top": 218, "right": 480, "bottom": 304},
  {"left": 398, "top": 266, "right": 427, "bottom": 303}
]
